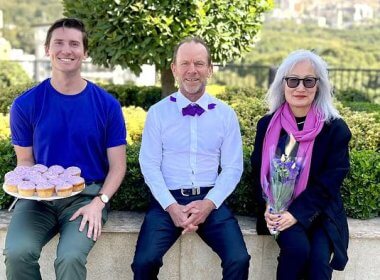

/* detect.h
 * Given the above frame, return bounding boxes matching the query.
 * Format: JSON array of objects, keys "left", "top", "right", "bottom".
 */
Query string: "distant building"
[
  {"left": 268, "top": 0, "right": 378, "bottom": 28},
  {"left": 0, "top": 10, "right": 11, "bottom": 60},
  {"left": 9, "top": 49, "right": 35, "bottom": 79}
]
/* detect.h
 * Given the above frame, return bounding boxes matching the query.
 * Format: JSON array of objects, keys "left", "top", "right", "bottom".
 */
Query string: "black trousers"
[
  {"left": 276, "top": 221, "right": 333, "bottom": 280},
  {"left": 131, "top": 193, "right": 250, "bottom": 280}
]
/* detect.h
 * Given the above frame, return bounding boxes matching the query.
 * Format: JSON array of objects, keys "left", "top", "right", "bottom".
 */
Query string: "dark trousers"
[
  {"left": 131, "top": 193, "right": 250, "bottom": 280},
  {"left": 276, "top": 222, "right": 333, "bottom": 280}
]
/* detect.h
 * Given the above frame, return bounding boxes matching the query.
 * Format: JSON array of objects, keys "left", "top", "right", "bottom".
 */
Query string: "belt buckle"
[
  {"left": 180, "top": 189, "right": 190, "bottom": 196},
  {"left": 180, "top": 187, "right": 201, "bottom": 196},
  {"left": 192, "top": 187, "right": 200, "bottom": 195}
]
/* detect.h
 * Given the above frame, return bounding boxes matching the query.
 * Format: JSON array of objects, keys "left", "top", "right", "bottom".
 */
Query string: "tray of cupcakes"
[{"left": 2, "top": 164, "right": 85, "bottom": 201}]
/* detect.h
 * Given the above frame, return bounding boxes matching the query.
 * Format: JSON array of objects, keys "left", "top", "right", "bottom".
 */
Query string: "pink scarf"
[{"left": 260, "top": 103, "right": 324, "bottom": 201}]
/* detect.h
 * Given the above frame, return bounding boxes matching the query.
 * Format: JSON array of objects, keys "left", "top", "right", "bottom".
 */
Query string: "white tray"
[{"left": 3, "top": 184, "right": 84, "bottom": 201}]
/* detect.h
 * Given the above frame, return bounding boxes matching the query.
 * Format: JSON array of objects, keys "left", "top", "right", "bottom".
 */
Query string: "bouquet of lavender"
[{"left": 266, "top": 135, "right": 302, "bottom": 238}]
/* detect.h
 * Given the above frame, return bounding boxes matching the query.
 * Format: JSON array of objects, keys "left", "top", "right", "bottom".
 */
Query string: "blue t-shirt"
[{"left": 10, "top": 79, "right": 127, "bottom": 182}]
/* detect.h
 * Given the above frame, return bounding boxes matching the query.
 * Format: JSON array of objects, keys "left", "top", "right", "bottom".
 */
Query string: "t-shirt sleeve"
[
  {"left": 106, "top": 100, "right": 127, "bottom": 148},
  {"left": 10, "top": 101, "right": 33, "bottom": 147}
]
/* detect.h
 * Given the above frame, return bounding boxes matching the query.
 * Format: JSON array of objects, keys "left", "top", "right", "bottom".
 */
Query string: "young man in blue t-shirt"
[{"left": 4, "top": 18, "right": 127, "bottom": 280}]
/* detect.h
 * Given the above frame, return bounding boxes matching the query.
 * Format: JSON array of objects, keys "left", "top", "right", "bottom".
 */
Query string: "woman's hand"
[
  {"left": 276, "top": 211, "right": 297, "bottom": 231},
  {"left": 264, "top": 204, "right": 297, "bottom": 232}
]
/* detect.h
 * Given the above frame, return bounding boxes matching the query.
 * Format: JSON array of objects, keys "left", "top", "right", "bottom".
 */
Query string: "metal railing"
[
  {"left": 211, "top": 64, "right": 380, "bottom": 102},
  {"left": 5, "top": 59, "right": 380, "bottom": 102}
]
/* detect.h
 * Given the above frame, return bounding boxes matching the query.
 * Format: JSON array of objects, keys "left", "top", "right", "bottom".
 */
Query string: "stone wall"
[{"left": 0, "top": 211, "right": 379, "bottom": 279}]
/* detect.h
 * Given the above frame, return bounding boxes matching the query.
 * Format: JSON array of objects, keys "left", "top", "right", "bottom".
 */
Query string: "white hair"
[{"left": 266, "top": 49, "right": 340, "bottom": 122}]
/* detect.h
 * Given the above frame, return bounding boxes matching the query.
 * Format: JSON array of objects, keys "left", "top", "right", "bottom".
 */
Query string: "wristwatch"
[{"left": 97, "top": 193, "right": 109, "bottom": 204}]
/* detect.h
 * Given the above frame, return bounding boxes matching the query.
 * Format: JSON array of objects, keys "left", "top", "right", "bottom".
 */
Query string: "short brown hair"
[{"left": 45, "top": 18, "right": 88, "bottom": 52}]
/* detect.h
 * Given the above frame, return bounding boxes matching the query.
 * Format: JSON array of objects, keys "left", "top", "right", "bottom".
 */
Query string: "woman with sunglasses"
[{"left": 251, "top": 50, "right": 351, "bottom": 279}]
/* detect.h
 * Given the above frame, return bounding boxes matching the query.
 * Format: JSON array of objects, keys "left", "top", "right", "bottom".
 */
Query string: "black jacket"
[{"left": 251, "top": 114, "right": 351, "bottom": 271}]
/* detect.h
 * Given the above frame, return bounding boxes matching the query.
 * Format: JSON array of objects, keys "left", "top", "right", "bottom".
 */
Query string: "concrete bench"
[{"left": 0, "top": 210, "right": 379, "bottom": 279}]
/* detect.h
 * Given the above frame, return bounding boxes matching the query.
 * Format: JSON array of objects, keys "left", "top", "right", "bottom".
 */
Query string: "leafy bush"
[
  {"left": 338, "top": 103, "right": 380, "bottom": 151},
  {"left": 0, "top": 139, "right": 17, "bottom": 209},
  {"left": 214, "top": 86, "right": 268, "bottom": 150},
  {"left": 135, "top": 86, "right": 162, "bottom": 110},
  {"left": 0, "top": 82, "right": 35, "bottom": 114},
  {"left": 342, "top": 101, "right": 380, "bottom": 122},
  {"left": 0, "top": 85, "right": 378, "bottom": 220},
  {"left": 0, "top": 83, "right": 161, "bottom": 115},
  {"left": 206, "top": 84, "right": 226, "bottom": 96},
  {"left": 226, "top": 148, "right": 256, "bottom": 216},
  {"left": 335, "top": 88, "right": 371, "bottom": 103},
  {"left": 342, "top": 150, "right": 380, "bottom": 219},
  {"left": 229, "top": 96, "right": 268, "bottom": 150},
  {"left": 0, "top": 113, "right": 11, "bottom": 139},
  {"left": 111, "top": 143, "right": 150, "bottom": 211},
  {"left": 122, "top": 106, "right": 147, "bottom": 144},
  {"left": 0, "top": 61, "right": 32, "bottom": 88},
  {"left": 101, "top": 84, "right": 161, "bottom": 109},
  {"left": 216, "top": 86, "right": 266, "bottom": 102}
]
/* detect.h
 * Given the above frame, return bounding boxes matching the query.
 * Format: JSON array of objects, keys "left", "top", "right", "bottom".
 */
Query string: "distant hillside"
[
  {"left": 241, "top": 20, "right": 380, "bottom": 69},
  {"left": 0, "top": 0, "right": 63, "bottom": 54}
]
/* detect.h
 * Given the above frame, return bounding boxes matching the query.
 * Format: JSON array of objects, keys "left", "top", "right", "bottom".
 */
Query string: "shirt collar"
[{"left": 175, "top": 91, "right": 210, "bottom": 113}]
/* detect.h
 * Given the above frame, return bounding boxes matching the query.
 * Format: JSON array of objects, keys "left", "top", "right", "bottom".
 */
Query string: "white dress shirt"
[{"left": 139, "top": 91, "right": 243, "bottom": 210}]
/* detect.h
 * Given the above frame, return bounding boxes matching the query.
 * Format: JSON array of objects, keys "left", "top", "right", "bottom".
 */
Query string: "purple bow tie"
[{"left": 182, "top": 104, "right": 205, "bottom": 116}]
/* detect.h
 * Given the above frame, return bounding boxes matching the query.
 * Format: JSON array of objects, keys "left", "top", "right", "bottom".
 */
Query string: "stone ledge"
[
  {"left": 2, "top": 211, "right": 379, "bottom": 238},
  {"left": 0, "top": 210, "right": 379, "bottom": 280}
]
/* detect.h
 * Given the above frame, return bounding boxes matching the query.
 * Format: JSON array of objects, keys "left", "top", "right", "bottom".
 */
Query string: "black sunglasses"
[{"left": 284, "top": 77, "right": 319, "bottom": 88}]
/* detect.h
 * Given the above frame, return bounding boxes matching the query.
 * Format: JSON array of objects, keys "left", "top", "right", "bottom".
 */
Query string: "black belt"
[{"left": 170, "top": 186, "right": 213, "bottom": 197}]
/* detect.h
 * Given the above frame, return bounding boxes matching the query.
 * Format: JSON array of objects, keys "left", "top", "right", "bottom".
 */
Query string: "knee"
[
  {"left": 224, "top": 252, "right": 250, "bottom": 270},
  {"left": 4, "top": 243, "right": 41, "bottom": 266},
  {"left": 280, "top": 244, "right": 310, "bottom": 262},
  {"left": 132, "top": 251, "right": 162, "bottom": 272},
  {"left": 55, "top": 250, "right": 86, "bottom": 268},
  {"left": 309, "top": 250, "right": 331, "bottom": 272}
]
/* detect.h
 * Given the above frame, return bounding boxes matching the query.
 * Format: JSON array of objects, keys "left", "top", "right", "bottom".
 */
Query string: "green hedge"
[
  {"left": 0, "top": 140, "right": 16, "bottom": 209},
  {"left": 335, "top": 88, "right": 372, "bottom": 103},
  {"left": 0, "top": 84, "right": 378, "bottom": 219},
  {"left": 101, "top": 84, "right": 161, "bottom": 110},
  {"left": 342, "top": 150, "right": 380, "bottom": 219},
  {"left": 111, "top": 143, "right": 150, "bottom": 211},
  {"left": 0, "top": 82, "right": 36, "bottom": 114},
  {"left": 1, "top": 141, "right": 377, "bottom": 219},
  {"left": 0, "top": 82, "right": 161, "bottom": 114},
  {"left": 0, "top": 61, "right": 32, "bottom": 89},
  {"left": 342, "top": 101, "right": 380, "bottom": 122}
]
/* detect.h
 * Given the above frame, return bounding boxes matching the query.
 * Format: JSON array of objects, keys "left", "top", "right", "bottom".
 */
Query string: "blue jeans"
[
  {"left": 3, "top": 183, "right": 108, "bottom": 280},
  {"left": 132, "top": 193, "right": 250, "bottom": 280}
]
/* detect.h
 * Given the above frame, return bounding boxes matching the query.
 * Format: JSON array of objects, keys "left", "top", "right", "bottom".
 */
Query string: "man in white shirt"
[{"left": 132, "top": 37, "right": 250, "bottom": 279}]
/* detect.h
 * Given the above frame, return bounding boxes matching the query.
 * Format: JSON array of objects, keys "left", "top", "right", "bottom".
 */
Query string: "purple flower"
[{"left": 266, "top": 153, "right": 303, "bottom": 238}]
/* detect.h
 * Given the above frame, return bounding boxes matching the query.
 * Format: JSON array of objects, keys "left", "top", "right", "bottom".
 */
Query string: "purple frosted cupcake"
[
  {"left": 4, "top": 178, "right": 23, "bottom": 193},
  {"left": 18, "top": 181, "right": 36, "bottom": 197},
  {"left": 43, "top": 171, "right": 59, "bottom": 180},
  {"left": 32, "top": 164, "right": 48, "bottom": 173},
  {"left": 66, "top": 176, "right": 85, "bottom": 192},
  {"left": 23, "top": 170, "right": 41, "bottom": 181},
  {"left": 55, "top": 182, "right": 73, "bottom": 197},
  {"left": 4, "top": 171, "right": 18, "bottom": 181},
  {"left": 48, "top": 165, "right": 65, "bottom": 175},
  {"left": 64, "top": 166, "right": 81, "bottom": 177},
  {"left": 36, "top": 181, "right": 55, "bottom": 198},
  {"left": 14, "top": 166, "right": 32, "bottom": 175}
]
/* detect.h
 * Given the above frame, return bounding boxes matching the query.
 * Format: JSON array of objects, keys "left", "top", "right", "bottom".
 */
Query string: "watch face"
[{"left": 100, "top": 194, "right": 109, "bottom": 203}]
